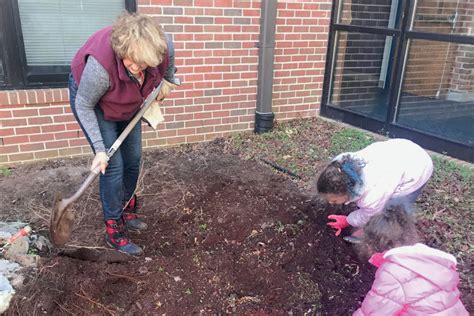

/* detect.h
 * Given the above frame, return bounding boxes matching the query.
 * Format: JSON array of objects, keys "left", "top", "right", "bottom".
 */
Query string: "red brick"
[
  {"left": 9, "top": 152, "right": 34, "bottom": 162},
  {"left": 69, "top": 139, "right": 89, "bottom": 147},
  {"left": 15, "top": 126, "right": 41, "bottom": 135},
  {"left": 215, "top": 125, "right": 231, "bottom": 132},
  {"left": 166, "top": 136, "right": 186, "bottom": 145},
  {"left": 17, "top": 91, "right": 28, "bottom": 104},
  {"left": 45, "top": 140, "right": 69, "bottom": 149},
  {"left": 159, "top": 130, "right": 177, "bottom": 138},
  {"left": 53, "top": 90, "right": 62, "bottom": 102},
  {"left": 34, "top": 149, "right": 59, "bottom": 160},
  {"left": 203, "top": 118, "right": 222, "bottom": 125},
  {"left": 0, "top": 111, "right": 12, "bottom": 119},
  {"left": 29, "top": 133, "right": 55, "bottom": 142},
  {"left": 0, "top": 92, "right": 9, "bottom": 105},
  {"left": 175, "top": 113, "right": 194, "bottom": 121},
  {"left": 66, "top": 123, "right": 81, "bottom": 130},
  {"left": 194, "top": 112, "right": 212, "bottom": 119},
  {"left": 185, "top": 90, "right": 204, "bottom": 98},
  {"left": 59, "top": 147, "right": 83, "bottom": 156},
  {"left": 205, "top": 132, "right": 224, "bottom": 140},
  {"left": 222, "top": 117, "right": 239, "bottom": 124},
  {"left": 184, "top": 105, "right": 203, "bottom": 113},
  {"left": 55, "top": 131, "right": 80, "bottom": 140},
  {"left": 42, "top": 125, "right": 66, "bottom": 133},
  {"left": 194, "top": 0, "right": 213, "bottom": 7},
  {"left": 20, "top": 143, "right": 45, "bottom": 152},
  {"left": 0, "top": 145, "right": 19, "bottom": 154},
  {"left": 8, "top": 92, "right": 19, "bottom": 105},
  {"left": 53, "top": 115, "right": 75, "bottom": 123},
  {"left": 164, "top": 107, "right": 185, "bottom": 114},
  {"left": 12, "top": 109, "right": 38, "bottom": 117},
  {"left": 175, "top": 16, "right": 193, "bottom": 24},
  {"left": 204, "top": 104, "right": 222, "bottom": 111},
  {"left": 185, "top": 120, "right": 204, "bottom": 128},
  {"left": 0, "top": 128, "right": 14, "bottom": 137},
  {"left": 186, "top": 135, "right": 205, "bottom": 143},
  {"left": 185, "top": 25, "right": 204, "bottom": 32},
  {"left": 39, "top": 107, "right": 63, "bottom": 115},
  {"left": 196, "top": 126, "right": 213, "bottom": 134},
  {"left": 213, "top": 111, "right": 230, "bottom": 118},
  {"left": 3, "top": 135, "right": 28, "bottom": 145},
  {"left": 184, "top": 7, "right": 203, "bottom": 15},
  {"left": 1, "top": 118, "right": 27, "bottom": 127},
  {"left": 177, "top": 128, "right": 196, "bottom": 136},
  {"left": 174, "top": 0, "right": 192, "bottom": 5}
]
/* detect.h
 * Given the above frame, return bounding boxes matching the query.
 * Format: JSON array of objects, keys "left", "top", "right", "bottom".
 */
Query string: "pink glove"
[{"left": 327, "top": 215, "right": 349, "bottom": 236}]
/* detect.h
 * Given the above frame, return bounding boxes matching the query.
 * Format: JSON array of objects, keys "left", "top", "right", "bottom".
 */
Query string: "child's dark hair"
[
  {"left": 317, "top": 155, "right": 364, "bottom": 195},
  {"left": 362, "top": 203, "right": 419, "bottom": 254}
]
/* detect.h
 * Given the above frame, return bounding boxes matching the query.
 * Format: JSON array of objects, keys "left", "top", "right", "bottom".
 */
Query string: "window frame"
[
  {"left": 0, "top": 0, "right": 136, "bottom": 90},
  {"left": 320, "top": 0, "right": 474, "bottom": 162}
]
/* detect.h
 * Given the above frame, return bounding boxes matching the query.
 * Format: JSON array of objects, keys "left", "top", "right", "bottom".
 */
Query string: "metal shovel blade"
[{"left": 50, "top": 194, "right": 75, "bottom": 247}]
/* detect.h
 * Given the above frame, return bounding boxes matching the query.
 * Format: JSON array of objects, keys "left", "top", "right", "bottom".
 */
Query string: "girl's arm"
[{"left": 347, "top": 170, "right": 402, "bottom": 227}]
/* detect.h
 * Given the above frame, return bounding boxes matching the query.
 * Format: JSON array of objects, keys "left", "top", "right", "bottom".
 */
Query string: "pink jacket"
[
  {"left": 334, "top": 139, "right": 433, "bottom": 227},
  {"left": 354, "top": 244, "right": 468, "bottom": 316}
]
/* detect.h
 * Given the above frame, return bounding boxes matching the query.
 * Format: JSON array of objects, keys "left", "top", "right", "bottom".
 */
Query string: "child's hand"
[{"left": 327, "top": 215, "right": 349, "bottom": 236}]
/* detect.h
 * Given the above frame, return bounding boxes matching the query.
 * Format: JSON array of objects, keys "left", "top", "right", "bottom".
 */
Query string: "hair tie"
[{"left": 341, "top": 161, "right": 363, "bottom": 194}]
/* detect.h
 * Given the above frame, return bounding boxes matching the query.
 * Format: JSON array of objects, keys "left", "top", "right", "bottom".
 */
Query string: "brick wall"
[{"left": 0, "top": 0, "right": 330, "bottom": 166}]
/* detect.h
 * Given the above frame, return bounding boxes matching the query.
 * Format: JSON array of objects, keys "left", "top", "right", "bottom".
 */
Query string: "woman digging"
[
  {"left": 316, "top": 138, "right": 433, "bottom": 239},
  {"left": 69, "top": 13, "right": 178, "bottom": 255}
]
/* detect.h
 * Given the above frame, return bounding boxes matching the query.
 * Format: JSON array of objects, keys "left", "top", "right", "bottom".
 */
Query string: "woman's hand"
[
  {"left": 91, "top": 152, "right": 109, "bottom": 174},
  {"left": 157, "top": 79, "right": 179, "bottom": 101}
]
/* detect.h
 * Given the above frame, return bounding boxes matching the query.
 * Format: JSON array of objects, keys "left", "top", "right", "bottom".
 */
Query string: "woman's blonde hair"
[{"left": 111, "top": 12, "right": 167, "bottom": 67}]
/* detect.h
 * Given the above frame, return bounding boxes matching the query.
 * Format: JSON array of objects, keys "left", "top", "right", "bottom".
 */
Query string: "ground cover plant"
[{"left": 0, "top": 117, "right": 472, "bottom": 314}]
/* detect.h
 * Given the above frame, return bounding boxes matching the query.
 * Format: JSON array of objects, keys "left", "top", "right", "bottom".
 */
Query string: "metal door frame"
[{"left": 320, "top": 0, "right": 474, "bottom": 162}]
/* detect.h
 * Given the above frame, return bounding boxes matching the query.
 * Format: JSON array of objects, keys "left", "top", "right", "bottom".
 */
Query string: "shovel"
[{"left": 50, "top": 81, "right": 165, "bottom": 247}]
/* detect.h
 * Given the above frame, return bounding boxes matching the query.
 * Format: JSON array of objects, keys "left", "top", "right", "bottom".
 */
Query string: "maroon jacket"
[{"left": 71, "top": 26, "right": 168, "bottom": 121}]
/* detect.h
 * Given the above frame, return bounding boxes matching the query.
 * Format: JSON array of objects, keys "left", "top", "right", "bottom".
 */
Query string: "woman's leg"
[
  {"left": 94, "top": 108, "right": 125, "bottom": 221},
  {"left": 119, "top": 119, "right": 142, "bottom": 203}
]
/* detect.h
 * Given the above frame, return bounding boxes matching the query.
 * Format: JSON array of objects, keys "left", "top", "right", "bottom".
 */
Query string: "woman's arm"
[{"left": 74, "top": 56, "right": 109, "bottom": 153}]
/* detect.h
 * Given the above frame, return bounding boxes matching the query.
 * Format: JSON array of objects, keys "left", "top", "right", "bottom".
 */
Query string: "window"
[
  {"left": 321, "top": 0, "right": 474, "bottom": 162},
  {"left": 0, "top": 0, "right": 136, "bottom": 90}
]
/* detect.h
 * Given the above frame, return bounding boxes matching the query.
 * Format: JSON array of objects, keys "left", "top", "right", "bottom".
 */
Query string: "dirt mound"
[{"left": 4, "top": 151, "right": 374, "bottom": 315}]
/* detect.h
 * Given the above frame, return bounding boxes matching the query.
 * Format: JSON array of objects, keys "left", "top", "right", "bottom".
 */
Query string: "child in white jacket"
[{"left": 316, "top": 138, "right": 433, "bottom": 236}]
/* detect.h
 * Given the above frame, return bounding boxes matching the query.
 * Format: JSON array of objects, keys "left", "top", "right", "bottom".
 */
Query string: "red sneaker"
[
  {"left": 122, "top": 195, "right": 148, "bottom": 231},
  {"left": 104, "top": 219, "right": 143, "bottom": 256}
]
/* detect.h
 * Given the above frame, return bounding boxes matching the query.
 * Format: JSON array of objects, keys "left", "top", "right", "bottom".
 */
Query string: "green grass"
[
  {"left": 431, "top": 155, "right": 472, "bottom": 185},
  {"left": 329, "top": 128, "right": 375, "bottom": 155},
  {"left": 0, "top": 166, "right": 12, "bottom": 177}
]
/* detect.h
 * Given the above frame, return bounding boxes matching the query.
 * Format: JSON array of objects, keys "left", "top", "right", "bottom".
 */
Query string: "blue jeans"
[
  {"left": 387, "top": 184, "right": 427, "bottom": 214},
  {"left": 69, "top": 74, "right": 142, "bottom": 220}
]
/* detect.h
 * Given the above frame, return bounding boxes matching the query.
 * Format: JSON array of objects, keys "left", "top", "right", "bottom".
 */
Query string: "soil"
[{"left": 0, "top": 117, "right": 472, "bottom": 315}]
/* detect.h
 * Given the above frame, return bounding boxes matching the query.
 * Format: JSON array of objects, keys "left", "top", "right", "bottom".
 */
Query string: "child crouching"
[{"left": 354, "top": 204, "right": 468, "bottom": 315}]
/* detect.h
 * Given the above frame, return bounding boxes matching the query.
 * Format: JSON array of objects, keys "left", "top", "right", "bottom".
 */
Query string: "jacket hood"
[{"left": 384, "top": 243, "right": 459, "bottom": 290}]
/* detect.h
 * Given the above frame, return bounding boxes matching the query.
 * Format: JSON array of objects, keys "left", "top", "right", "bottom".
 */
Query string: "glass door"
[
  {"left": 395, "top": 0, "right": 474, "bottom": 147},
  {"left": 324, "top": 0, "right": 402, "bottom": 121},
  {"left": 321, "top": 0, "right": 474, "bottom": 162}
]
